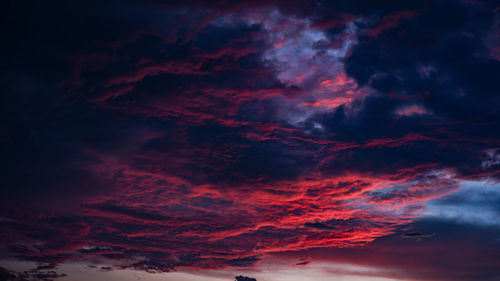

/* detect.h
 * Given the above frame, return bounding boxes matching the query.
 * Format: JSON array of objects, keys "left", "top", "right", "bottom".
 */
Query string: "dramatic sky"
[{"left": 1, "top": 0, "right": 500, "bottom": 280}]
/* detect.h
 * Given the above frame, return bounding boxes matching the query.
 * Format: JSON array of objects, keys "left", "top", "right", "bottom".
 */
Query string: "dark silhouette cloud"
[{"left": 235, "top": 275, "right": 257, "bottom": 281}]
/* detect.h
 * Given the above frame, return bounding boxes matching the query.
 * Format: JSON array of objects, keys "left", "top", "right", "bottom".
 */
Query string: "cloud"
[
  {"left": 304, "top": 222, "right": 339, "bottom": 231},
  {"left": 235, "top": 275, "right": 257, "bottom": 281},
  {"left": 400, "top": 232, "right": 435, "bottom": 242},
  {"left": 1, "top": 1, "right": 500, "bottom": 281},
  {"left": 0, "top": 266, "right": 66, "bottom": 281}
]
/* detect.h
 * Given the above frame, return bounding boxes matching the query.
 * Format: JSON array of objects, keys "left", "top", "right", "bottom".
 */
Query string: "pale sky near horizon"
[{"left": 1, "top": 259, "right": 403, "bottom": 281}]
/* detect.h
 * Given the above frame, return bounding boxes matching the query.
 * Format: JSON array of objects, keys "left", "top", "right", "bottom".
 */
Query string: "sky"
[{"left": 1, "top": 0, "right": 500, "bottom": 281}]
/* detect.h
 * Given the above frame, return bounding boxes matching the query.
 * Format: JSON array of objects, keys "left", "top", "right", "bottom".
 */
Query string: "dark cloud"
[
  {"left": 0, "top": 266, "right": 66, "bottom": 281},
  {"left": 228, "top": 257, "right": 261, "bottom": 267},
  {"left": 301, "top": 0, "right": 500, "bottom": 182},
  {"left": 304, "top": 222, "right": 339, "bottom": 231},
  {"left": 295, "top": 257, "right": 312, "bottom": 266},
  {"left": 400, "top": 232, "right": 435, "bottom": 241},
  {"left": 235, "top": 275, "right": 257, "bottom": 281},
  {"left": 0, "top": 267, "right": 19, "bottom": 281}
]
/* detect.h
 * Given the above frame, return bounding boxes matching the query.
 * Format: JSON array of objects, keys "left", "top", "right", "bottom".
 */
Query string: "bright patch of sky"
[
  {"left": 424, "top": 180, "right": 500, "bottom": 226},
  {"left": 214, "top": 8, "right": 363, "bottom": 126},
  {"left": 0, "top": 259, "right": 404, "bottom": 281}
]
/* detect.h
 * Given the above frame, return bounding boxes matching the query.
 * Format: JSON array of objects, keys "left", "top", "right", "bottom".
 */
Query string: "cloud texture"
[{"left": 1, "top": 0, "right": 500, "bottom": 280}]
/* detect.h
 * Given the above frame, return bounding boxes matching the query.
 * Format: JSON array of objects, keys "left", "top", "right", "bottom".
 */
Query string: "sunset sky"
[{"left": 1, "top": 1, "right": 500, "bottom": 281}]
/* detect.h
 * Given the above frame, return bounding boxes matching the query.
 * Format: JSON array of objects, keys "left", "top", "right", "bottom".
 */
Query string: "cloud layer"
[{"left": 1, "top": 0, "right": 500, "bottom": 280}]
